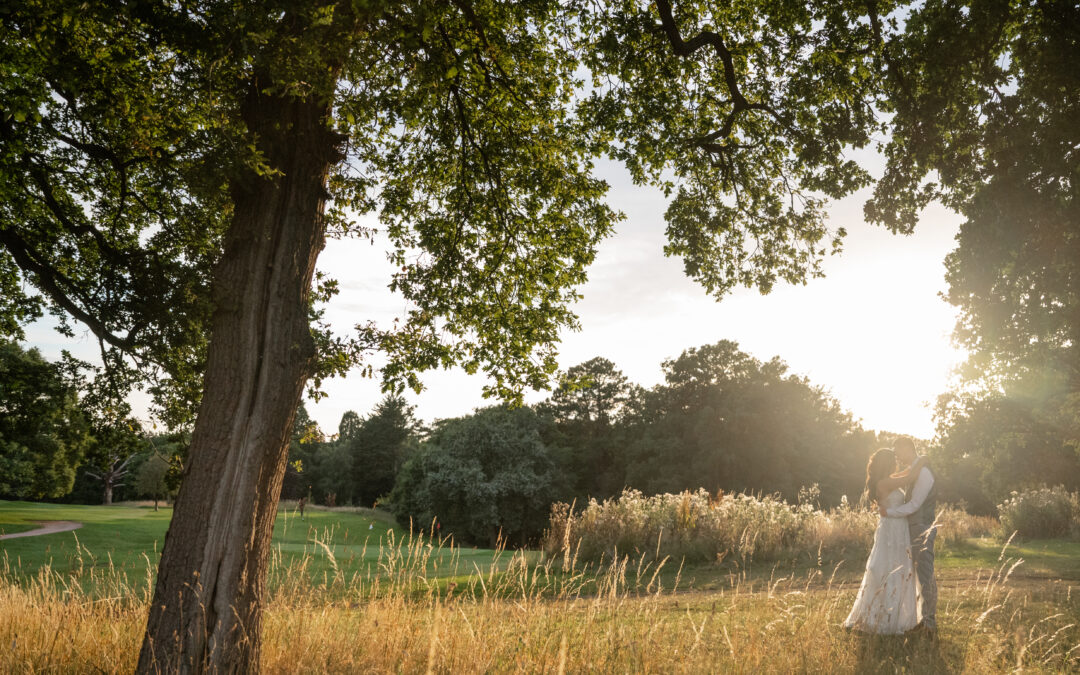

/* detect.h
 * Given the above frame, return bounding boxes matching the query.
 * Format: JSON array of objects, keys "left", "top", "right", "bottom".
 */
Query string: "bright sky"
[
  {"left": 309, "top": 155, "right": 965, "bottom": 439},
  {"left": 22, "top": 155, "right": 965, "bottom": 440}
]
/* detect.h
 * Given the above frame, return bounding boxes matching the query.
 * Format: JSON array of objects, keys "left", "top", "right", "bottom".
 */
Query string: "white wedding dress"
[{"left": 843, "top": 489, "right": 921, "bottom": 634}]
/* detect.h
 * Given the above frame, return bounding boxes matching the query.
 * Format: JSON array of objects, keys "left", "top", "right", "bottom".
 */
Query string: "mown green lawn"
[
  {"left": 0, "top": 500, "right": 523, "bottom": 592},
  {"left": 938, "top": 535, "right": 1080, "bottom": 578},
  {"left": 0, "top": 521, "right": 38, "bottom": 536},
  {"left": 0, "top": 501, "right": 173, "bottom": 575}
]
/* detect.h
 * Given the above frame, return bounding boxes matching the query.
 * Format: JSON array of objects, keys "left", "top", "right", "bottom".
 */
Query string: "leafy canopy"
[
  {"left": 869, "top": 0, "right": 1079, "bottom": 393},
  {"left": 2, "top": 0, "right": 894, "bottom": 416},
  {"left": 577, "top": 0, "right": 884, "bottom": 294},
  {"left": 868, "top": 1, "right": 1080, "bottom": 468}
]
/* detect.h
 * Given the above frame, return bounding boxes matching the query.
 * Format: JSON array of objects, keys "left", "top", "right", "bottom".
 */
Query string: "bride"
[{"left": 843, "top": 448, "right": 926, "bottom": 634}]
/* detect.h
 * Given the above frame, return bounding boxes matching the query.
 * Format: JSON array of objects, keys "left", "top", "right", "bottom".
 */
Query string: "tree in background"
[
  {"left": 82, "top": 416, "right": 145, "bottom": 505},
  {"left": 387, "top": 344, "right": 886, "bottom": 536},
  {"left": 337, "top": 411, "right": 362, "bottom": 444},
  {"left": 149, "top": 431, "right": 191, "bottom": 499},
  {"left": 539, "top": 358, "right": 632, "bottom": 500},
  {"left": 312, "top": 441, "right": 354, "bottom": 507},
  {"left": 934, "top": 387, "right": 1080, "bottom": 514},
  {"left": 622, "top": 341, "right": 872, "bottom": 503},
  {"left": 280, "top": 403, "right": 322, "bottom": 503},
  {"left": 56, "top": 429, "right": 188, "bottom": 506},
  {"left": 281, "top": 399, "right": 418, "bottom": 507},
  {"left": 136, "top": 452, "right": 174, "bottom": 511},
  {"left": 0, "top": 341, "right": 89, "bottom": 499},
  {"left": 84, "top": 453, "right": 134, "bottom": 506},
  {"left": 349, "top": 395, "right": 420, "bottom": 508},
  {"left": 390, "top": 405, "right": 561, "bottom": 547}
]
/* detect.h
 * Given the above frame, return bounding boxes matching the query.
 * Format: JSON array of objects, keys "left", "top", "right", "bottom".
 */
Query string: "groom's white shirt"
[{"left": 885, "top": 464, "right": 934, "bottom": 518}]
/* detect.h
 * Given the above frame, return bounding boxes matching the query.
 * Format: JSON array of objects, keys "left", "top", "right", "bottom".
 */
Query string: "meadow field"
[{"left": 2, "top": 500, "right": 1079, "bottom": 673}]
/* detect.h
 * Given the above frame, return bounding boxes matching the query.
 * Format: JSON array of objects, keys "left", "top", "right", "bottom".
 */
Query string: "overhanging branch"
[
  {"left": 0, "top": 227, "right": 140, "bottom": 351},
  {"left": 654, "top": 0, "right": 785, "bottom": 151}
]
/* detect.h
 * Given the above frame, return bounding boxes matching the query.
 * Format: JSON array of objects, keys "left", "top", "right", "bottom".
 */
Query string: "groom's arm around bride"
[
  {"left": 878, "top": 459, "right": 933, "bottom": 520},
  {"left": 882, "top": 438, "right": 939, "bottom": 635}
]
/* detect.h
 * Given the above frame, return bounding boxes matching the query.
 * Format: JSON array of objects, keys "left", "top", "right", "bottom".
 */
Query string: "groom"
[{"left": 880, "top": 437, "right": 938, "bottom": 636}]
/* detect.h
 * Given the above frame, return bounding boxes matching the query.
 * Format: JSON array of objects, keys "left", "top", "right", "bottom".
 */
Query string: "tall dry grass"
[
  {"left": 2, "top": 516, "right": 1077, "bottom": 673},
  {"left": 936, "top": 505, "right": 1001, "bottom": 546},
  {"left": 542, "top": 488, "right": 999, "bottom": 567}
]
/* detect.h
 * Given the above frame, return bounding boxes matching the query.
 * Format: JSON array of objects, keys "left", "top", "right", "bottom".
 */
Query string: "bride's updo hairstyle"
[{"left": 864, "top": 448, "right": 896, "bottom": 505}]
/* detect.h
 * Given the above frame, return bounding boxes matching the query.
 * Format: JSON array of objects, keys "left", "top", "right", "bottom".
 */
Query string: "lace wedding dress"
[{"left": 843, "top": 489, "right": 921, "bottom": 634}]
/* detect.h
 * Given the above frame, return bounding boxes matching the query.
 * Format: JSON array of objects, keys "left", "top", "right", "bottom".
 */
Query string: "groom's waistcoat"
[{"left": 905, "top": 466, "right": 937, "bottom": 528}]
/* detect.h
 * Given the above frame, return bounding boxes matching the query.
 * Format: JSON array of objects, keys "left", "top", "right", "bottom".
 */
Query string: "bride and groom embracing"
[{"left": 843, "top": 437, "right": 938, "bottom": 638}]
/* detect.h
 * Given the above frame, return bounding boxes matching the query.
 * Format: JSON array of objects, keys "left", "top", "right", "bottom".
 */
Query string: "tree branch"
[
  {"left": 655, "top": 1, "right": 787, "bottom": 153},
  {"left": 654, "top": 0, "right": 743, "bottom": 103},
  {"left": 0, "top": 227, "right": 139, "bottom": 351},
  {"left": 22, "top": 159, "right": 128, "bottom": 264}
]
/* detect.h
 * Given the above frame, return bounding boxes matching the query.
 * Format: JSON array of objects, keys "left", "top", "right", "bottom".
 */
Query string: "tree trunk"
[
  {"left": 136, "top": 81, "right": 343, "bottom": 673},
  {"left": 104, "top": 484, "right": 113, "bottom": 506}
]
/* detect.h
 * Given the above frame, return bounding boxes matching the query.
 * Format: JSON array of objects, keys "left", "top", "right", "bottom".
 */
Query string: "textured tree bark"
[{"left": 136, "top": 80, "right": 343, "bottom": 673}]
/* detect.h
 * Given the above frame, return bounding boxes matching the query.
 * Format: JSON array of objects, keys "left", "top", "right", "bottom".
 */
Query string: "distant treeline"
[
  {"left": 285, "top": 341, "right": 905, "bottom": 545},
  {"left": 6, "top": 338, "right": 1080, "bottom": 546}
]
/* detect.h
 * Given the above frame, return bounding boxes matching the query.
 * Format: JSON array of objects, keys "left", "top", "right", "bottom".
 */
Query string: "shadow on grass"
[{"left": 850, "top": 629, "right": 950, "bottom": 674}]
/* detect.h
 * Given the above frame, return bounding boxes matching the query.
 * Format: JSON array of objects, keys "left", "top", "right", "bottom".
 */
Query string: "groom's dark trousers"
[{"left": 910, "top": 522, "right": 937, "bottom": 631}]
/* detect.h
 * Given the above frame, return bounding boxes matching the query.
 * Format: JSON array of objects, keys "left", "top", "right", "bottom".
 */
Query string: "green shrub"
[
  {"left": 997, "top": 486, "right": 1080, "bottom": 540},
  {"left": 390, "top": 405, "right": 561, "bottom": 547}
]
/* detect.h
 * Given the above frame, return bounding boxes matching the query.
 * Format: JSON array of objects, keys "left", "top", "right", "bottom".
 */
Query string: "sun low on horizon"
[{"left": 303, "top": 163, "right": 968, "bottom": 442}]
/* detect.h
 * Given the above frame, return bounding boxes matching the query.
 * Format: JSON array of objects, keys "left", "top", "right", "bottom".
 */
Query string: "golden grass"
[
  {"left": 544, "top": 489, "right": 1001, "bottom": 568},
  {"left": 935, "top": 506, "right": 1001, "bottom": 546},
  {"left": 1, "top": 527, "right": 1076, "bottom": 673}
]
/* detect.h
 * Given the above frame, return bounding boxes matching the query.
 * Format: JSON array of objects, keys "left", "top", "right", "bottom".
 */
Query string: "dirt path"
[{"left": 0, "top": 521, "right": 83, "bottom": 540}]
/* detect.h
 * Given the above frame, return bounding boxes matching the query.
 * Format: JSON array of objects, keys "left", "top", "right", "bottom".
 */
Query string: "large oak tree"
[{"left": 2, "top": 0, "right": 893, "bottom": 670}]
